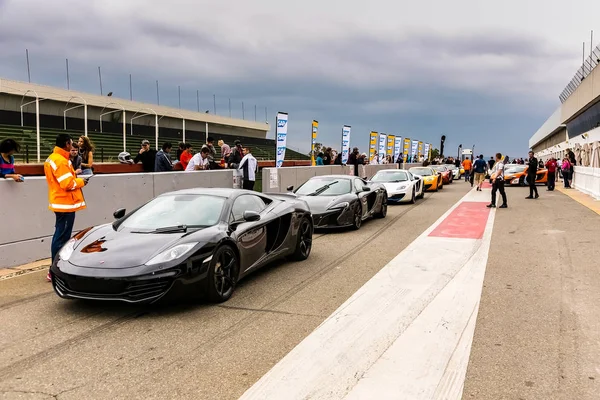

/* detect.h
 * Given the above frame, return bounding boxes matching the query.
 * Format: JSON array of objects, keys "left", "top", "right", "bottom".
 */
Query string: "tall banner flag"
[
  {"left": 428, "top": 143, "right": 433, "bottom": 160},
  {"left": 424, "top": 143, "right": 430, "bottom": 161},
  {"left": 310, "top": 120, "right": 318, "bottom": 166},
  {"left": 341, "top": 125, "right": 351, "bottom": 165},
  {"left": 418, "top": 141, "right": 424, "bottom": 159},
  {"left": 403, "top": 138, "right": 411, "bottom": 162},
  {"left": 378, "top": 133, "right": 387, "bottom": 159},
  {"left": 275, "top": 112, "right": 288, "bottom": 168},
  {"left": 386, "top": 135, "right": 395, "bottom": 158},
  {"left": 411, "top": 140, "right": 419, "bottom": 160},
  {"left": 394, "top": 136, "right": 402, "bottom": 162},
  {"left": 369, "top": 131, "right": 378, "bottom": 161}
]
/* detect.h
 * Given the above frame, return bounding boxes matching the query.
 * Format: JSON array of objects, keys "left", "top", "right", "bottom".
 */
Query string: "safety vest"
[{"left": 44, "top": 146, "right": 87, "bottom": 212}]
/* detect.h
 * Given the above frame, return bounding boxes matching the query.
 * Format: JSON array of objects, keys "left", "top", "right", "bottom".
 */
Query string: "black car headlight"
[{"left": 145, "top": 243, "right": 198, "bottom": 266}]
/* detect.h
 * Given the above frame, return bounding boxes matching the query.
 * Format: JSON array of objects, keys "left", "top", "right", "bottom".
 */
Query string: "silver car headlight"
[
  {"left": 328, "top": 201, "right": 349, "bottom": 210},
  {"left": 145, "top": 243, "right": 197, "bottom": 266},
  {"left": 58, "top": 238, "right": 77, "bottom": 261}
]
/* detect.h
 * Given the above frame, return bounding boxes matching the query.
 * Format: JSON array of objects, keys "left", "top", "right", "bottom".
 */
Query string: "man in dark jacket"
[
  {"left": 227, "top": 140, "right": 243, "bottom": 168},
  {"left": 155, "top": 142, "right": 173, "bottom": 172},
  {"left": 134, "top": 139, "right": 157, "bottom": 172},
  {"left": 526, "top": 150, "right": 539, "bottom": 199}
]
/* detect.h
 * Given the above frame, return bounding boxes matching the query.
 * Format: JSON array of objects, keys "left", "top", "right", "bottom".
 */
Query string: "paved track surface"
[
  {"left": 462, "top": 186, "right": 600, "bottom": 400},
  {"left": 0, "top": 182, "right": 471, "bottom": 400}
]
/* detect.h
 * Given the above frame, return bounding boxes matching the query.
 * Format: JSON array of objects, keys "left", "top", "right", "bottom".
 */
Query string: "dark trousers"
[
  {"left": 528, "top": 176, "right": 538, "bottom": 197},
  {"left": 51, "top": 212, "right": 76, "bottom": 263},
  {"left": 547, "top": 172, "right": 555, "bottom": 190},
  {"left": 491, "top": 180, "right": 507, "bottom": 206},
  {"left": 243, "top": 179, "right": 255, "bottom": 191}
]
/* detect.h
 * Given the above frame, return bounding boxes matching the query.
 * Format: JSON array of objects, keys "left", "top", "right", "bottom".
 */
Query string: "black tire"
[
  {"left": 519, "top": 176, "right": 525, "bottom": 187},
  {"left": 291, "top": 217, "right": 313, "bottom": 261},
  {"left": 409, "top": 188, "right": 416, "bottom": 204},
  {"left": 206, "top": 245, "right": 239, "bottom": 303},
  {"left": 417, "top": 189, "right": 424, "bottom": 199},
  {"left": 351, "top": 203, "right": 363, "bottom": 230},
  {"left": 375, "top": 193, "right": 387, "bottom": 218}
]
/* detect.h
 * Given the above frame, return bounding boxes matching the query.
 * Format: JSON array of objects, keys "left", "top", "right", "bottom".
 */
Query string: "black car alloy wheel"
[
  {"left": 292, "top": 217, "right": 313, "bottom": 261},
  {"left": 207, "top": 245, "right": 238, "bottom": 303}
]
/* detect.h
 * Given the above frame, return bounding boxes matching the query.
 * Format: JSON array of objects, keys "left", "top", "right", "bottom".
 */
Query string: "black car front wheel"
[
  {"left": 291, "top": 217, "right": 313, "bottom": 261},
  {"left": 206, "top": 245, "right": 239, "bottom": 303}
]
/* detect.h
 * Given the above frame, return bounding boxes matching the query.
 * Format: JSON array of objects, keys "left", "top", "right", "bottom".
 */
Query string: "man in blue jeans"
[{"left": 44, "top": 134, "right": 89, "bottom": 281}]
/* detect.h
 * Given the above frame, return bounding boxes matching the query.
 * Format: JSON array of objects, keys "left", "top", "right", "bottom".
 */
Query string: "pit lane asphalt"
[{"left": 0, "top": 182, "right": 472, "bottom": 400}]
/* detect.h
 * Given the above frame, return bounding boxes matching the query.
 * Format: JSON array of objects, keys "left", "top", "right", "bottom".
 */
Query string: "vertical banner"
[
  {"left": 424, "top": 143, "right": 430, "bottom": 161},
  {"left": 310, "top": 120, "right": 318, "bottom": 166},
  {"left": 428, "top": 143, "right": 433, "bottom": 160},
  {"left": 394, "top": 136, "right": 402, "bottom": 162},
  {"left": 378, "top": 133, "right": 387, "bottom": 159},
  {"left": 403, "top": 138, "right": 411, "bottom": 162},
  {"left": 411, "top": 140, "right": 419, "bottom": 160},
  {"left": 369, "top": 131, "right": 378, "bottom": 161},
  {"left": 275, "top": 112, "right": 288, "bottom": 168},
  {"left": 341, "top": 125, "right": 351, "bottom": 165},
  {"left": 418, "top": 141, "right": 423, "bottom": 160},
  {"left": 386, "top": 135, "right": 395, "bottom": 159}
]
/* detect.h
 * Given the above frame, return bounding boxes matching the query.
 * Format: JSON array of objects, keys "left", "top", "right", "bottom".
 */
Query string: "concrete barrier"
[
  {"left": 573, "top": 166, "right": 600, "bottom": 199},
  {"left": 262, "top": 165, "right": 354, "bottom": 193},
  {"left": 0, "top": 170, "right": 233, "bottom": 268}
]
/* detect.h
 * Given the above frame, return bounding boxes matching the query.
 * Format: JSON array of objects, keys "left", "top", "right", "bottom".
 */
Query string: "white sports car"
[
  {"left": 369, "top": 169, "right": 424, "bottom": 204},
  {"left": 445, "top": 164, "right": 462, "bottom": 180}
]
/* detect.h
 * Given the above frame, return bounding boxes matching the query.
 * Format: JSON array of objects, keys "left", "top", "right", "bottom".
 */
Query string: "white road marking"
[{"left": 240, "top": 188, "right": 495, "bottom": 400}]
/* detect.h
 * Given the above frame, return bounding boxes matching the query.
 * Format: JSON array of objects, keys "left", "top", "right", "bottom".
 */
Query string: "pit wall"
[
  {"left": 0, "top": 170, "right": 233, "bottom": 269},
  {"left": 261, "top": 163, "right": 420, "bottom": 193}
]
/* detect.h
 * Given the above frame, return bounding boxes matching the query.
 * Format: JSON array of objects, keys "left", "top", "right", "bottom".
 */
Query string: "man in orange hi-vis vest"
[{"left": 44, "top": 134, "right": 89, "bottom": 281}]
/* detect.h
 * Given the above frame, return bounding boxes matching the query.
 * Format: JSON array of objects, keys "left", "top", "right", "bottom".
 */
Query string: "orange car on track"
[
  {"left": 431, "top": 165, "right": 453, "bottom": 184},
  {"left": 503, "top": 165, "right": 548, "bottom": 186}
]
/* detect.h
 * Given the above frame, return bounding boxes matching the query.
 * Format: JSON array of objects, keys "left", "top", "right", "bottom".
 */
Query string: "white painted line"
[{"left": 239, "top": 188, "right": 495, "bottom": 400}]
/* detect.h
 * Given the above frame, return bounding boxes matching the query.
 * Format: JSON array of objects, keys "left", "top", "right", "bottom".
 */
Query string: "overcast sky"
[{"left": 1, "top": 0, "right": 599, "bottom": 157}]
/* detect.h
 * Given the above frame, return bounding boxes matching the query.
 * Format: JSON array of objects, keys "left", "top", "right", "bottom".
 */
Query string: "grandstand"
[{"left": 0, "top": 124, "right": 309, "bottom": 163}]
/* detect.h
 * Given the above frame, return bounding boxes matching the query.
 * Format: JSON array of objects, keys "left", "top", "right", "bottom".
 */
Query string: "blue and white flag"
[
  {"left": 394, "top": 136, "right": 402, "bottom": 162},
  {"left": 378, "top": 133, "right": 387, "bottom": 159},
  {"left": 341, "top": 125, "right": 351, "bottom": 164},
  {"left": 275, "top": 112, "right": 288, "bottom": 168}
]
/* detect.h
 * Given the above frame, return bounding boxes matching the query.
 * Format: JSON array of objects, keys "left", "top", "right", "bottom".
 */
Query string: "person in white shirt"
[
  {"left": 238, "top": 147, "right": 258, "bottom": 190},
  {"left": 185, "top": 147, "right": 210, "bottom": 171},
  {"left": 487, "top": 152, "right": 508, "bottom": 209}
]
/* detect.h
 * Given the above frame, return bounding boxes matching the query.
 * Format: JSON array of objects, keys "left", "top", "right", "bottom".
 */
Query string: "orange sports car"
[
  {"left": 503, "top": 165, "right": 548, "bottom": 186},
  {"left": 431, "top": 165, "right": 453, "bottom": 184}
]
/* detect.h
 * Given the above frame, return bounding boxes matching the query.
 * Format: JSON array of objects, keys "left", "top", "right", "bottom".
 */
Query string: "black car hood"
[
  {"left": 68, "top": 224, "right": 213, "bottom": 269},
  {"left": 296, "top": 195, "right": 350, "bottom": 214}
]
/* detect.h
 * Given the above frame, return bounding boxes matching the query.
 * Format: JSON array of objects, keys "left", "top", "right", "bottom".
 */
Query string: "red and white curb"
[{"left": 240, "top": 187, "right": 496, "bottom": 400}]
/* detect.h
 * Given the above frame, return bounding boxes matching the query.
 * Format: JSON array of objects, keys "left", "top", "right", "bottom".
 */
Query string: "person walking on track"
[
  {"left": 473, "top": 154, "right": 487, "bottom": 191},
  {"left": 526, "top": 150, "right": 539, "bottom": 199},
  {"left": 487, "top": 153, "right": 507, "bottom": 209},
  {"left": 44, "top": 134, "right": 90, "bottom": 281}
]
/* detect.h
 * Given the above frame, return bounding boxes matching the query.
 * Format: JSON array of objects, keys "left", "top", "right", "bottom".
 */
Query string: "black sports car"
[
  {"left": 285, "top": 175, "right": 388, "bottom": 229},
  {"left": 50, "top": 188, "right": 313, "bottom": 304}
]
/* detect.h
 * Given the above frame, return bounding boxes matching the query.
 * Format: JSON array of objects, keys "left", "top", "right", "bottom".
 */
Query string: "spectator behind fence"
[
  {"left": 70, "top": 142, "right": 83, "bottom": 175},
  {"left": 78, "top": 136, "right": 95, "bottom": 175},
  {"left": 176, "top": 142, "right": 186, "bottom": 161},
  {"left": 323, "top": 147, "right": 332, "bottom": 165},
  {"left": 239, "top": 147, "right": 258, "bottom": 190},
  {"left": 134, "top": 140, "right": 157, "bottom": 172},
  {"left": 316, "top": 152, "right": 324, "bottom": 165},
  {"left": 218, "top": 140, "right": 231, "bottom": 162},
  {"left": 0, "top": 138, "right": 24, "bottom": 182},
  {"left": 228, "top": 140, "right": 243, "bottom": 168},
  {"left": 155, "top": 142, "right": 174, "bottom": 172},
  {"left": 179, "top": 143, "right": 193, "bottom": 170},
  {"left": 186, "top": 147, "right": 211, "bottom": 171}
]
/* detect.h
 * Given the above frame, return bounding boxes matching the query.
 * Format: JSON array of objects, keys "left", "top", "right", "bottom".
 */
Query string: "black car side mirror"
[
  {"left": 113, "top": 208, "right": 126, "bottom": 219},
  {"left": 362, "top": 186, "right": 371, "bottom": 192},
  {"left": 243, "top": 210, "right": 261, "bottom": 222},
  {"left": 287, "top": 185, "right": 294, "bottom": 191}
]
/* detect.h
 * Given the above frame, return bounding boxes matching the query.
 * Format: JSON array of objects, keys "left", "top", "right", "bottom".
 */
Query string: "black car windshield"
[
  {"left": 410, "top": 168, "right": 435, "bottom": 176},
  {"left": 119, "top": 194, "right": 225, "bottom": 231},
  {"left": 295, "top": 177, "right": 352, "bottom": 196},
  {"left": 371, "top": 171, "right": 409, "bottom": 182}
]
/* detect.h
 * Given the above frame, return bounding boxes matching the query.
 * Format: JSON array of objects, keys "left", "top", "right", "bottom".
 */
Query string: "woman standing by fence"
[{"left": 78, "top": 136, "right": 95, "bottom": 175}]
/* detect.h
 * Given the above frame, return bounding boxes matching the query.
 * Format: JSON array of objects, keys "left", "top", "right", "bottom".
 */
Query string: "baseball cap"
[{"left": 141, "top": 140, "right": 150, "bottom": 146}]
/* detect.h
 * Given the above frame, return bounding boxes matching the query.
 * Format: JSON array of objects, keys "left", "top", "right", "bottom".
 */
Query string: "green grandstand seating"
[{"left": 0, "top": 124, "right": 309, "bottom": 163}]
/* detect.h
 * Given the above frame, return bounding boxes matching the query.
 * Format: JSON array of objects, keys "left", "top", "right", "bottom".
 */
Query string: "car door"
[
  {"left": 408, "top": 171, "right": 419, "bottom": 193},
  {"left": 355, "top": 178, "right": 377, "bottom": 216},
  {"left": 230, "top": 194, "right": 269, "bottom": 272}
]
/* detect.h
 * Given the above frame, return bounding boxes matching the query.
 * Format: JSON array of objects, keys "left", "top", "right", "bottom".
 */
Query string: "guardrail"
[{"left": 573, "top": 166, "right": 600, "bottom": 199}]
